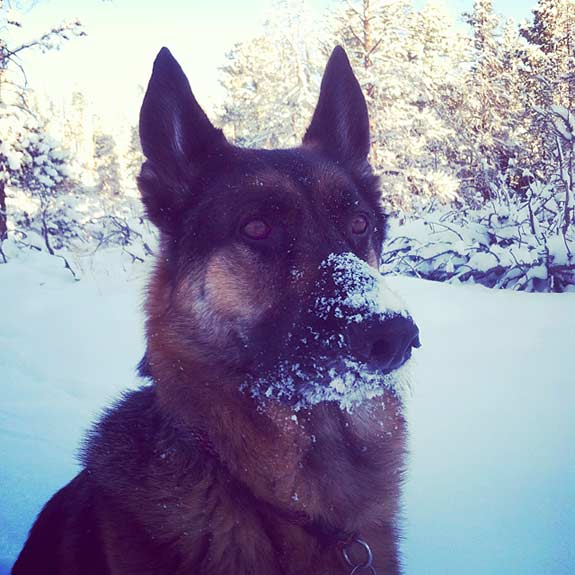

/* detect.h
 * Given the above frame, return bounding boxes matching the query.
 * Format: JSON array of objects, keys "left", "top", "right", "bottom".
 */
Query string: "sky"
[{"left": 8, "top": 0, "right": 538, "bottom": 131}]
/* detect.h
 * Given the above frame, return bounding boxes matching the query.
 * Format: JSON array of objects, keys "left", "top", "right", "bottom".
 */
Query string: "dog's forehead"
[{"left": 219, "top": 147, "right": 357, "bottom": 204}]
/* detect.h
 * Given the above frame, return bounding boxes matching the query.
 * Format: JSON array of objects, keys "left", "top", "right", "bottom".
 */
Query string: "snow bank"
[
  {"left": 0, "top": 250, "right": 574, "bottom": 574},
  {"left": 400, "top": 278, "right": 575, "bottom": 575},
  {"left": 0, "top": 249, "right": 148, "bottom": 573}
]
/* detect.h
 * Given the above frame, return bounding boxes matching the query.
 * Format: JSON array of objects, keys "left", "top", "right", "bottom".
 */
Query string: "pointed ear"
[
  {"left": 140, "top": 47, "right": 226, "bottom": 172},
  {"left": 138, "top": 48, "right": 227, "bottom": 230},
  {"left": 303, "top": 46, "right": 370, "bottom": 166}
]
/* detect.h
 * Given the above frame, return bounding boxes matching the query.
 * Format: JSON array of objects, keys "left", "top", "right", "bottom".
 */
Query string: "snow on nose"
[{"left": 315, "top": 252, "right": 412, "bottom": 324}]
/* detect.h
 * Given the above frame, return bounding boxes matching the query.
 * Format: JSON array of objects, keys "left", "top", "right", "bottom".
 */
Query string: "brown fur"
[{"left": 13, "top": 46, "right": 416, "bottom": 575}]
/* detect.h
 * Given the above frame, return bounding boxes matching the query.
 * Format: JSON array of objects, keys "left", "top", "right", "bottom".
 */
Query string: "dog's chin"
[{"left": 243, "top": 353, "right": 412, "bottom": 413}]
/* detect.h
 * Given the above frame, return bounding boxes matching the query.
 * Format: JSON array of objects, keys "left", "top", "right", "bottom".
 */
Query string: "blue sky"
[
  {"left": 12, "top": 0, "right": 538, "bottom": 129},
  {"left": 415, "top": 0, "right": 536, "bottom": 21}
]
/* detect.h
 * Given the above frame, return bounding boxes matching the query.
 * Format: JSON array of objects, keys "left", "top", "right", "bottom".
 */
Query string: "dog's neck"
[
  {"left": 85, "top": 380, "right": 403, "bottom": 574},
  {"left": 149, "top": 354, "right": 406, "bottom": 537}
]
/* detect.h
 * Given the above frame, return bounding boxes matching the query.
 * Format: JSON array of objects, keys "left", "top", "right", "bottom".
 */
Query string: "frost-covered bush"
[
  {"left": 77, "top": 194, "right": 155, "bottom": 263},
  {"left": 382, "top": 186, "right": 575, "bottom": 292},
  {"left": 8, "top": 183, "right": 155, "bottom": 268},
  {"left": 1, "top": 107, "right": 154, "bottom": 272},
  {"left": 1, "top": 107, "right": 73, "bottom": 258}
]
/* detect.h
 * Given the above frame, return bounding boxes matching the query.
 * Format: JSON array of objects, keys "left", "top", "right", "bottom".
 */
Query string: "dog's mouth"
[{"left": 242, "top": 347, "right": 413, "bottom": 413}]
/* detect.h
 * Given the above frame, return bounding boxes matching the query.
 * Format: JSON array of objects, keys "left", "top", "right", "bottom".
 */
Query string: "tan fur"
[{"left": 204, "top": 247, "right": 273, "bottom": 321}]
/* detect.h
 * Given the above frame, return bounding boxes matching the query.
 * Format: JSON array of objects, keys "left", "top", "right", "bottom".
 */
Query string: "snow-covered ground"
[{"left": 1, "top": 248, "right": 574, "bottom": 574}]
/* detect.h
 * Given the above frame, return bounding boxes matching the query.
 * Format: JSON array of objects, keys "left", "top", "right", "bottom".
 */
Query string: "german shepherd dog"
[{"left": 13, "top": 46, "right": 420, "bottom": 575}]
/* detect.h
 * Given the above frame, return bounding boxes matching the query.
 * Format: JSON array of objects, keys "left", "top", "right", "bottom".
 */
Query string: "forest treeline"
[{"left": 1, "top": 0, "right": 574, "bottom": 291}]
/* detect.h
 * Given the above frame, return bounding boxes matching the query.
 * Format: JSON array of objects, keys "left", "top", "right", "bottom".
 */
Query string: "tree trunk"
[
  {"left": 362, "top": 0, "right": 379, "bottom": 165},
  {"left": 0, "top": 179, "right": 7, "bottom": 262},
  {"left": 0, "top": 179, "right": 7, "bottom": 242}
]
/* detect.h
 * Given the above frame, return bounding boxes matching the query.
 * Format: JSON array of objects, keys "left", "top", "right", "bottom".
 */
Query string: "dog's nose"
[{"left": 349, "top": 316, "right": 420, "bottom": 373}]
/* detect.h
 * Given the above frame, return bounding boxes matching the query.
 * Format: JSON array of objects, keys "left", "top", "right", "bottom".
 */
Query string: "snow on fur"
[{"left": 245, "top": 252, "right": 412, "bottom": 412}]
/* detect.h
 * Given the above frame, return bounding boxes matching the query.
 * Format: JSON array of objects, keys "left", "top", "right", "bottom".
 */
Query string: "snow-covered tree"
[
  {"left": 0, "top": 0, "right": 84, "bottom": 259},
  {"left": 404, "top": 0, "right": 467, "bottom": 206},
  {"left": 518, "top": 1, "right": 575, "bottom": 247},
  {"left": 454, "top": 1, "right": 527, "bottom": 201},
  {"left": 328, "top": 0, "right": 410, "bottom": 167},
  {"left": 124, "top": 123, "right": 143, "bottom": 189},
  {"left": 62, "top": 91, "right": 95, "bottom": 175},
  {"left": 328, "top": 0, "right": 463, "bottom": 210},
  {"left": 522, "top": 0, "right": 575, "bottom": 109},
  {"left": 219, "top": 0, "right": 322, "bottom": 148},
  {"left": 0, "top": 105, "right": 81, "bottom": 267}
]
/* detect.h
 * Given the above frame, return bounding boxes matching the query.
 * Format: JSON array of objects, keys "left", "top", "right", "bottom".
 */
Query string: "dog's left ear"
[
  {"left": 139, "top": 48, "right": 227, "bottom": 231},
  {"left": 140, "top": 47, "right": 226, "bottom": 173},
  {"left": 303, "top": 46, "right": 370, "bottom": 166}
]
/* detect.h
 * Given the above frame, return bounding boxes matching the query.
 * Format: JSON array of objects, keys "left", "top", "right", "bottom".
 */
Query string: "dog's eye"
[
  {"left": 242, "top": 219, "right": 272, "bottom": 240},
  {"left": 350, "top": 214, "right": 369, "bottom": 235}
]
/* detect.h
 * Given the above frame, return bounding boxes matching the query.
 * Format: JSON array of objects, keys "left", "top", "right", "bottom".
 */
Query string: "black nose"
[{"left": 348, "top": 316, "right": 421, "bottom": 373}]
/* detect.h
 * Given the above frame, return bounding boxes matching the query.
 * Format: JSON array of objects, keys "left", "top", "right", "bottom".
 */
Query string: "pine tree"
[
  {"left": 405, "top": 0, "right": 466, "bottom": 206},
  {"left": 329, "top": 0, "right": 413, "bottom": 165},
  {"left": 93, "top": 131, "right": 121, "bottom": 197},
  {"left": 522, "top": 0, "right": 575, "bottom": 109},
  {"left": 62, "top": 91, "right": 95, "bottom": 174},
  {"left": 329, "top": 0, "right": 463, "bottom": 210},
  {"left": 125, "top": 124, "right": 143, "bottom": 190},
  {"left": 521, "top": 0, "right": 575, "bottom": 239},
  {"left": 454, "top": 0, "right": 528, "bottom": 201},
  {"left": 0, "top": 1, "right": 84, "bottom": 258}
]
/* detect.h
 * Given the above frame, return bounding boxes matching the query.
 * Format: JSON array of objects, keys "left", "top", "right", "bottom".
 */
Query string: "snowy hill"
[{"left": 1, "top": 251, "right": 574, "bottom": 574}]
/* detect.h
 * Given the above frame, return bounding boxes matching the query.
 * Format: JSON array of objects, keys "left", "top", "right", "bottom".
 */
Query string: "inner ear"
[{"left": 303, "top": 46, "right": 370, "bottom": 166}]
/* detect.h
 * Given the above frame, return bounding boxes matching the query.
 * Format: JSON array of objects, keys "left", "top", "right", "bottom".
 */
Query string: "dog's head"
[{"left": 138, "top": 47, "right": 419, "bottom": 411}]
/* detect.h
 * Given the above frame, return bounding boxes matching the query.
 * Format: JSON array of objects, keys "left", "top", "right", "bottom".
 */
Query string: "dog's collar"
[
  {"left": 339, "top": 536, "right": 377, "bottom": 575},
  {"left": 188, "top": 429, "right": 378, "bottom": 574},
  {"left": 305, "top": 524, "right": 378, "bottom": 574}
]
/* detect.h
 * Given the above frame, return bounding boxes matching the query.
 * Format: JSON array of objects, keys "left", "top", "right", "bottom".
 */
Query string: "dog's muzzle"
[{"left": 311, "top": 252, "right": 421, "bottom": 375}]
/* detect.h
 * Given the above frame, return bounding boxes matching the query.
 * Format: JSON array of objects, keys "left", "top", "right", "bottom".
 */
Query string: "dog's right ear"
[
  {"left": 303, "top": 46, "right": 370, "bottom": 167},
  {"left": 138, "top": 47, "right": 226, "bottom": 231}
]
